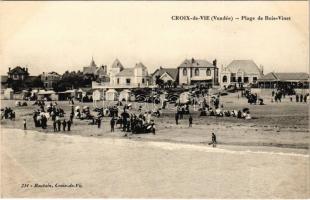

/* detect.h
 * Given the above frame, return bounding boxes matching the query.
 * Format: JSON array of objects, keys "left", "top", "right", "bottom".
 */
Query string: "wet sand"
[{"left": 1, "top": 128, "right": 309, "bottom": 198}]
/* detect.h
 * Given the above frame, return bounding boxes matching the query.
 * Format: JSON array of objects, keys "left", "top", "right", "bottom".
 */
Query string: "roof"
[
  {"left": 1, "top": 75, "right": 8, "bottom": 83},
  {"left": 8, "top": 66, "right": 29, "bottom": 75},
  {"left": 38, "top": 90, "right": 56, "bottom": 95},
  {"left": 58, "top": 89, "right": 76, "bottom": 94},
  {"left": 178, "top": 58, "right": 215, "bottom": 68},
  {"left": 120, "top": 89, "right": 131, "bottom": 94},
  {"left": 135, "top": 62, "right": 147, "bottom": 69},
  {"left": 258, "top": 72, "right": 278, "bottom": 81},
  {"left": 111, "top": 59, "right": 124, "bottom": 69},
  {"left": 259, "top": 72, "right": 309, "bottom": 81},
  {"left": 115, "top": 68, "right": 134, "bottom": 77},
  {"left": 226, "top": 60, "right": 261, "bottom": 75},
  {"left": 44, "top": 71, "right": 60, "bottom": 76},
  {"left": 106, "top": 89, "right": 118, "bottom": 93},
  {"left": 95, "top": 65, "right": 107, "bottom": 75},
  {"left": 5, "top": 88, "right": 13, "bottom": 91},
  {"left": 152, "top": 67, "right": 178, "bottom": 80},
  {"left": 90, "top": 57, "right": 97, "bottom": 67}
]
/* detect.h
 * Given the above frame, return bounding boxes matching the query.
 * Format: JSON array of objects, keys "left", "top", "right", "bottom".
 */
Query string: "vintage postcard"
[{"left": 0, "top": 1, "right": 309, "bottom": 198}]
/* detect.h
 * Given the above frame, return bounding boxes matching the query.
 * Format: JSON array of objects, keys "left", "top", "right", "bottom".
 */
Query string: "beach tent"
[
  {"left": 106, "top": 89, "right": 118, "bottom": 101},
  {"left": 77, "top": 88, "right": 85, "bottom": 99},
  {"left": 160, "top": 92, "right": 168, "bottom": 101},
  {"left": 119, "top": 89, "right": 131, "bottom": 102},
  {"left": 92, "top": 89, "right": 102, "bottom": 101},
  {"left": 4, "top": 88, "right": 14, "bottom": 100},
  {"left": 37, "top": 90, "right": 58, "bottom": 101},
  {"left": 129, "top": 94, "right": 136, "bottom": 102},
  {"left": 58, "top": 89, "right": 77, "bottom": 101},
  {"left": 179, "top": 92, "right": 190, "bottom": 104}
]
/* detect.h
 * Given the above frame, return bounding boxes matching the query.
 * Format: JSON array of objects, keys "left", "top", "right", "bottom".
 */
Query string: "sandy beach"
[
  {"left": 1, "top": 128, "right": 309, "bottom": 198},
  {"left": 1, "top": 93, "right": 310, "bottom": 198}
]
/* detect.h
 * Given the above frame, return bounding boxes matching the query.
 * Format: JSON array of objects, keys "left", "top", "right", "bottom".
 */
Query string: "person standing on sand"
[
  {"left": 62, "top": 119, "right": 67, "bottom": 131},
  {"left": 211, "top": 132, "right": 217, "bottom": 147},
  {"left": 67, "top": 119, "right": 72, "bottom": 131},
  {"left": 53, "top": 120, "right": 57, "bottom": 132},
  {"left": 23, "top": 119, "right": 27, "bottom": 130},
  {"left": 296, "top": 94, "right": 299, "bottom": 102},
  {"left": 70, "top": 112, "right": 74, "bottom": 124},
  {"left": 57, "top": 119, "right": 61, "bottom": 132},
  {"left": 175, "top": 112, "right": 179, "bottom": 125},
  {"left": 110, "top": 117, "right": 115, "bottom": 132},
  {"left": 97, "top": 117, "right": 101, "bottom": 129},
  {"left": 189, "top": 115, "right": 193, "bottom": 127}
]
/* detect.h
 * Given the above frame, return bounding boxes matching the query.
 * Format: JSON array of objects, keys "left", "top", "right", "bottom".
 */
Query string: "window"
[
  {"left": 237, "top": 77, "right": 242, "bottom": 83},
  {"left": 117, "top": 78, "right": 120, "bottom": 84},
  {"left": 244, "top": 77, "right": 249, "bottom": 83},
  {"left": 222, "top": 76, "right": 227, "bottom": 83},
  {"left": 206, "top": 69, "right": 211, "bottom": 76},
  {"left": 183, "top": 68, "right": 187, "bottom": 76},
  {"left": 142, "top": 78, "right": 145, "bottom": 84},
  {"left": 231, "top": 73, "right": 236, "bottom": 82},
  {"left": 253, "top": 77, "right": 257, "bottom": 83},
  {"left": 126, "top": 78, "right": 131, "bottom": 85},
  {"left": 194, "top": 68, "right": 199, "bottom": 76},
  {"left": 13, "top": 74, "right": 18, "bottom": 79}
]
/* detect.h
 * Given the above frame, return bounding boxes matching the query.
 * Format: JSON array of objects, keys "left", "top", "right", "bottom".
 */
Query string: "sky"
[{"left": 0, "top": 1, "right": 308, "bottom": 76}]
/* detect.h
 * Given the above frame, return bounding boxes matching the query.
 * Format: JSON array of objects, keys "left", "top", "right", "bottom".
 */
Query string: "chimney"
[
  {"left": 9, "top": 67, "right": 11, "bottom": 72},
  {"left": 191, "top": 58, "right": 195, "bottom": 63},
  {"left": 213, "top": 59, "right": 217, "bottom": 67},
  {"left": 26, "top": 67, "right": 28, "bottom": 72},
  {"left": 160, "top": 66, "right": 163, "bottom": 69},
  {"left": 260, "top": 65, "right": 264, "bottom": 75}
]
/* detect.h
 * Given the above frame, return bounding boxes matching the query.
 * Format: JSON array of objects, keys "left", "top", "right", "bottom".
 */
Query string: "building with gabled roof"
[
  {"left": 220, "top": 60, "right": 263, "bottom": 88},
  {"left": 82, "top": 57, "right": 108, "bottom": 81},
  {"left": 83, "top": 57, "right": 98, "bottom": 75},
  {"left": 7, "top": 66, "right": 29, "bottom": 81},
  {"left": 178, "top": 58, "right": 219, "bottom": 86},
  {"left": 103, "top": 59, "right": 150, "bottom": 88},
  {"left": 41, "top": 71, "right": 61, "bottom": 89},
  {"left": 258, "top": 72, "right": 309, "bottom": 88},
  {"left": 151, "top": 66, "right": 178, "bottom": 85}
]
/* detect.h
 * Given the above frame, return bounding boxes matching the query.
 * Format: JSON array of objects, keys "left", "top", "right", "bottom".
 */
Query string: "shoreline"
[{"left": 2, "top": 127, "right": 309, "bottom": 156}]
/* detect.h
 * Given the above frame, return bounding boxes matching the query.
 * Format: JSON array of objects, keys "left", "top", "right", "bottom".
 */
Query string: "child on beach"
[
  {"left": 208, "top": 132, "right": 217, "bottom": 147},
  {"left": 23, "top": 119, "right": 27, "bottom": 130},
  {"left": 189, "top": 115, "right": 193, "bottom": 127}
]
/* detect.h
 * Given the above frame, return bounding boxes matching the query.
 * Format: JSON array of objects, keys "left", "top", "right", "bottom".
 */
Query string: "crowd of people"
[
  {"left": 271, "top": 89, "right": 309, "bottom": 103},
  {"left": 1, "top": 107, "right": 15, "bottom": 120},
  {"left": 13, "top": 86, "right": 310, "bottom": 147},
  {"left": 31, "top": 101, "right": 73, "bottom": 132}
]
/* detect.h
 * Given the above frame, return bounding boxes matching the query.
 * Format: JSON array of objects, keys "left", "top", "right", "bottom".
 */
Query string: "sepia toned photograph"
[{"left": 0, "top": 1, "right": 309, "bottom": 198}]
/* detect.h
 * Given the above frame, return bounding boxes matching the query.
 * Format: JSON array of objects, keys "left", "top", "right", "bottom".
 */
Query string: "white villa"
[{"left": 93, "top": 59, "right": 151, "bottom": 89}]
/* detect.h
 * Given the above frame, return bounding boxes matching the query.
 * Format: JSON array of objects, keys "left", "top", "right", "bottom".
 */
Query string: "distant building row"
[{"left": 2, "top": 58, "right": 309, "bottom": 91}]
